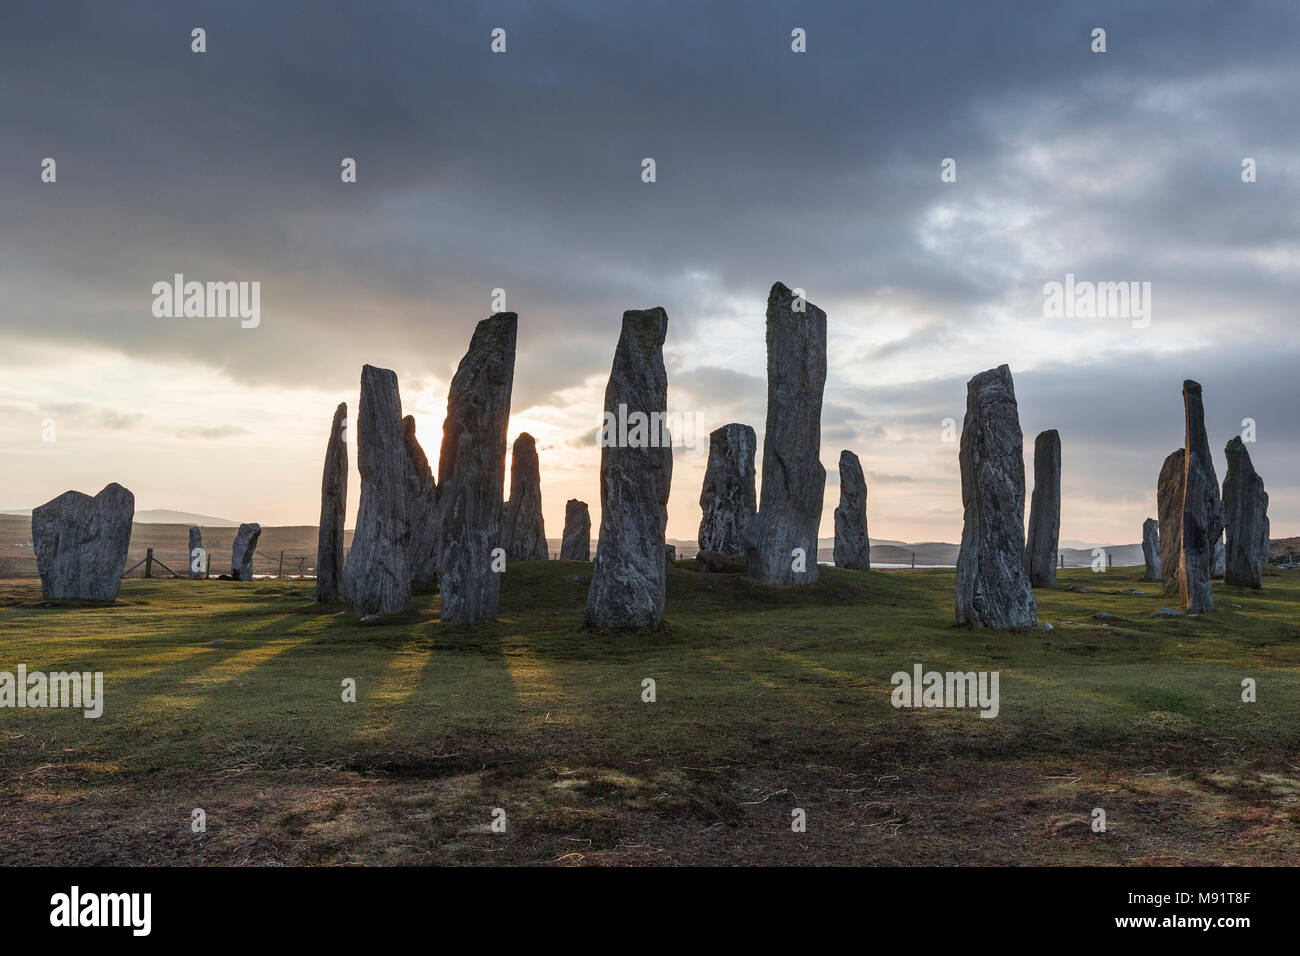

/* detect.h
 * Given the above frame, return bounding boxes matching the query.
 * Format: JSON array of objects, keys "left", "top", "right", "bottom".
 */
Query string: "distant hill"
[{"left": 1, "top": 507, "right": 241, "bottom": 527}]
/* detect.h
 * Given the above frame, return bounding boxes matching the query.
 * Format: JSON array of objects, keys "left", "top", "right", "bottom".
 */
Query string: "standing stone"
[
  {"left": 1157, "top": 449, "right": 1185, "bottom": 596},
  {"left": 1223, "top": 436, "right": 1269, "bottom": 589},
  {"left": 1141, "top": 518, "right": 1161, "bottom": 582},
  {"left": 1178, "top": 380, "right": 1223, "bottom": 613},
  {"left": 231, "top": 522, "right": 262, "bottom": 581},
  {"left": 697, "top": 423, "right": 757, "bottom": 556},
  {"left": 32, "top": 482, "right": 135, "bottom": 601},
  {"left": 316, "top": 402, "right": 348, "bottom": 601},
  {"left": 188, "top": 526, "right": 205, "bottom": 579},
  {"left": 744, "top": 282, "right": 827, "bottom": 585},
  {"left": 403, "top": 415, "right": 439, "bottom": 588},
  {"left": 585, "top": 308, "right": 672, "bottom": 629},
  {"left": 501, "top": 432, "right": 548, "bottom": 561},
  {"left": 560, "top": 499, "right": 591, "bottom": 561},
  {"left": 1213, "top": 535, "right": 1226, "bottom": 578},
  {"left": 664, "top": 543, "right": 677, "bottom": 571},
  {"left": 341, "top": 365, "right": 411, "bottom": 615},
  {"left": 833, "top": 450, "right": 870, "bottom": 570},
  {"left": 1023, "top": 429, "right": 1061, "bottom": 588},
  {"left": 438, "top": 313, "right": 517, "bottom": 624},
  {"left": 954, "top": 365, "right": 1038, "bottom": 628}
]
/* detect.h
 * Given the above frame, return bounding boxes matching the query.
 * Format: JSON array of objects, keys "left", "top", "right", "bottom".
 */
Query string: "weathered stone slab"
[
  {"left": 744, "top": 283, "right": 826, "bottom": 585},
  {"left": 501, "top": 432, "right": 548, "bottom": 561},
  {"left": 32, "top": 482, "right": 135, "bottom": 601},
  {"left": 664, "top": 543, "right": 677, "bottom": 571},
  {"left": 585, "top": 308, "right": 672, "bottom": 629},
  {"left": 833, "top": 449, "right": 870, "bottom": 570},
  {"left": 316, "top": 402, "right": 348, "bottom": 601},
  {"left": 437, "top": 313, "right": 517, "bottom": 623},
  {"left": 954, "top": 364, "right": 1038, "bottom": 628},
  {"left": 1141, "top": 518, "right": 1160, "bottom": 582},
  {"left": 697, "top": 423, "right": 756, "bottom": 556},
  {"left": 341, "top": 365, "right": 411, "bottom": 614},
  {"left": 1223, "top": 436, "right": 1269, "bottom": 589},
  {"left": 1024, "top": 429, "right": 1061, "bottom": 588},
  {"left": 1157, "top": 448, "right": 1185, "bottom": 596},
  {"left": 188, "top": 526, "right": 205, "bottom": 579},
  {"left": 403, "top": 415, "right": 439, "bottom": 588},
  {"left": 1178, "top": 380, "right": 1223, "bottom": 613},
  {"left": 231, "top": 522, "right": 262, "bottom": 581},
  {"left": 560, "top": 499, "right": 591, "bottom": 561}
]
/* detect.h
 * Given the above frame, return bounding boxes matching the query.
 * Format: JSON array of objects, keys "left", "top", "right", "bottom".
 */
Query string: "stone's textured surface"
[
  {"left": 501, "top": 432, "right": 548, "bottom": 561},
  {"left": 1178, "top": 380, "right": 1224, "bottom": 613},
  {"left": 1157, "top": 449, "right": 1185, "bottom": 596},
  {"left": 1023, "top": 429, "right": 1061, "bottom": 588},
  {"left": 1223, "top": 436, "right": 1269, "bottom": 589},
  {"left": 32, "top": 483, "right": 135, "bottom": 601},
  {"left": 402, "top": 415, "right": 439, "bottom": 587},
  {"left": 697, "top": 423, "right": 757, "bottom": 556},
  {"left": 316, "top": 402, "right": 348, "bottom": 601},
  {"left": 955, "top": 365, "right": 1038, "bottom": 628},
  {"left": 664, "top": 544, "right": 677, "bottom": 571},
  {"left": 341, "top": 365, "right": 411, "bottom": 614},
  {"left": 585, "top": 308, "right": 672, "bottom": 629},
  {"left": 437, "top": 313, "right": 517, "bottom": 623},
  {"left": 695, "top": 549, "right": 740, "bottom": 573},
  {"left": 231, "top": 522, "right": 262, "bottom": 581},
  {"left": 1141, "top": 518, "right": 1161, "bottom": 582},
  {"left": 188, "top": 526, "right": 204, "bottom": 579},
  {"left": 833, "top": 450, "right": 870, "bottom": 570},
  {"left": 1213, "top": 536, "right": 1226, "bottom": 578},
  {"left": 560, "top": 499, "right": 591, "bottom": 561},
  {"left": 744, "top": 283, "right": 827, "bottom": 585}
]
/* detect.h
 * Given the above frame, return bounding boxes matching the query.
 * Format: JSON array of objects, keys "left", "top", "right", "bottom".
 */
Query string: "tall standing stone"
[
  {"left": 316, "top": 402, "right": 348, "bottom": 601},
  {"left": 1157, "top": 448, "right": 1185, "bottom": 596},
  {"left": 32, "top": 483, "right": 135, "bottom": 601},
  {"left": 501, "top": 432, "right": 548, "bottom": 561},
  {"left": 1023, "top": 429, "right": 1061, "bottom": 588},
  {"left": 954, "top": 365, "right": 1038, "bottom": 628},
  {"left": 1223, "top": 436, "right": 1269, "bottom": 589},
  {"left": 744, "top": 282, "right": 826, "bottom": 585},
  {"left": 697, "top": 423, "right": 757, "bottom": 556},
  {"left": 188, "top": 526, "right": 205, "bottom": 579},
  {"left": 833, "top": 450, "right": 870, "bottom": 570},
  {"left": 403, "top": 415, "right": 439, "bottom": 588},
  {"left": 438, "top": 313, "right": 517, "bottom": 624},
  {"left": 560, "top": 499, "right": 591, "bottom": 561},
  {"left": 1141, "top": 518, "right": 1161, "bottom": 582},
  {"left": 231, "top": 522, "right": 262, "bottom": 581},
  {"left": 341, "top": 365, "right": 411, "bottom": 615},
  {"left": 1178, "top": 380, "right": 1223, "bottom": 613},
  {"left": 585, "top": 308, "right": 672, "bottom": 629}
]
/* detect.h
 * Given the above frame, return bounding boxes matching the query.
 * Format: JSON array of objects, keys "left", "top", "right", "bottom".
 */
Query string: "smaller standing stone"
[
  {"left": 1024, "top": 429, "right": 1061, "bottom": 588},
  {"left": 1178, "top": 380, "right": 1223, "bottom": 613},
  {"left": 1141, "top": 518, "right": 1160, "bottom": 582},
  {"left": 403, "top": 415, "right": 439, "bottom": 588},
  {"left": 188, "top": 526, "right": 205, "bottom": 579},
  {"left": 501, "top": 432, "right": 548, "bottom": 561},
  {"left": 560, "top": 499, "right": 591, "bottom": 561},
  {"left": 1157, "top": 448, "right": 1185, "bottom": 596},
  {"left": 1223, "top": 436, "right": 1269, "bottom": 589},
  {"left": 833, "top": 450, "right": 870, "bottom": 570},
  {"left": 32, "top": 482, "right": 135, "bottom": 602},
  {"left": 316, "top": 402, "right": 348, "bottom": 601},
  {"left": 697, "top": 423, "right": 757, "bottom": 556},
  {"left": 665, "top": 543, "right": 677, "bottom": 571},
  {"left": 1213, "top": 535, "right": 1226, "bottom": 578},
  {"left": 231, "top": 523, "right": 262, "bottom": 581}
]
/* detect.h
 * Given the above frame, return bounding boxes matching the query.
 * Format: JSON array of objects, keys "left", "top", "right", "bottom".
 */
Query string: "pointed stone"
[
  {"left": 32, "top": 482, "right": 135, "bottom": 601},
  {"left": 1178, "top": 380, "right": 1223, "bottom": 613},
  {"left": 501, "top": 432, "right": 548, "bottom": 561},
  {"left": 697, "top": 423, "right": 757, "bottom": 556},
  {"left": 1024, "top": 429, "right": 1061, "bottom": 587},
  {"left": 1223, "top": 436, "right": 1269, "bottom": 589},
  {"left": 955, "top": 365, "right": 1037, "bottom": 628},
  {"left": 231, "top": 522, "right": 262, "bottom": 581},
  {"left": 1141, "top": 518, "right": 1160, "bottom": 582},
  {"left": 1157, "top": 448, "right": 1185, "bottom": 596},
  {"left": 437, "top": 313, "right": 517, "bottom": 623},
  {"left": 744, "top": 283, "right": 827, "bottom": 585},
  {"left": 188, "top": 526, "right": 205, "bottom": 579},
  {"left": 585, "top": 308, "right": 672, "bottom": 629},
  {"left": 341, "top": 365, "right": 410, "bottom": 614},
  {"left": 403, "top": 415, "right": 439, "bottom": 588},
  {"left": 833, "top": 450, "right": 870, "bottom": 570},
  {"left": 560, "top": 499, "right": 591, "bottom": 561},
  {"left": 316, "top": 402, "right": 348, "bottom": 601}
]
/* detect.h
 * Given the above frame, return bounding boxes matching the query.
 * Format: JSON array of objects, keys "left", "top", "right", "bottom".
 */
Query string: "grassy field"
[{"left": 1, "top": 561, "right": 1298, "bottom": 866}]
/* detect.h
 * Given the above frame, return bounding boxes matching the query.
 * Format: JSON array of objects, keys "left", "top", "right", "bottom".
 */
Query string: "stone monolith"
[
  {"left": 1157, "top": 448, "right": 1185, "bottom": 596},
  {"left": 501, "top": 432, "right": 547, "bottom": 561},
  {"left": 188, "top": 526, "right": 205, "bottom": 579},
  {"left": 1024, "top": 429, "right": 1061, "bottom": 588},
  {"left": 231, "top": 522, "right": 262, "bottom": 581},
  {"left": 697, "top": 423, "right": 757, "bottom": 556},
  {"left": 560, "top": 499, "right": 591, "bottom": 561},
  {"left": 833, "top": 450, "right": 870, "bottom": 570},
  {"left": 1178, "top": 380, "right": 1223, "bottom": 613},
  {"left": 1223, "top": 436, "right": 1269, "bottom": 589},
  {"left": 403, "top": 415, "right": 439, "bottom": 588},
  {"left": 316, "top": 402, "right": 348, "bottom": 601},
  {"left": 1141, "top": 518, "right": 1160, "bottom": 582},
  {"left": 32, "top": 482, "right": 135, "bottom": 601}
]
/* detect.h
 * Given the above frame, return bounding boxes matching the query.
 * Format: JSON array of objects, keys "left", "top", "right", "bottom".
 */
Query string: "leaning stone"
[
  {"left": 1157, "top": 448, "right": 1185, "bottom": 596},
  {"left": 501, "top": 432, "right": 548, "bottom": 560},
  {"left": 1024, "top": 429, "right": 1061, "bottom": 587},
  {"left": 585, "top": 308, "right": 672, "bottom": 629},
  {"left": 1223, "top": 436, "right": 1269, "bottom": 589},
  {"left": 1177, "top": 380, "right": 1223, "bottom": 613},
  {"left": 697, "top": 423, "right": 757, "bottom": 556},
  {"left": 437, "top": 313, "right": 517, "bottom": 624},
  {"left": 32, "top": 482, "right": 135, "bottom": 601},
  {"left": 744, "top": 283, "right": 827, "bottom": 586},
  {"left": 1141, "top": 518, "right": 1160, "bottom": 582},
  {"left": 403, "top": 415, "right": 439, "bottom": 588},
  {"left": 559, "top": 499, "right": 591, "bottom": 561},
  {"left": 188, "top": 526, "right": 205, "bottom": 579},
  {"left": 341, "top": 365, "right": 411, "bottom": 614},
  {"left": 954, "top": 365, "right": 1038, "bottom": 628},
  {"left": 231, "top": 522, "right": 262, "bottom": 581},
  {"left": 316, "top": 402, "right": 348, "bottom": 601},
  {"left": 833, "top": 450, "right": 870, "bottom": 570}
]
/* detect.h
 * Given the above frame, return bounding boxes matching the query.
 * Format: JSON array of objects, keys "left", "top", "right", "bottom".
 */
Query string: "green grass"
[{"left": 1, "top": 562, "right": 1298, "bottom": 866}]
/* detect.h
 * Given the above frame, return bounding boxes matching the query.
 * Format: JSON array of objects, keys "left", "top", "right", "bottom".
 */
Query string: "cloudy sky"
[{"left": 1, "top": 0, "right": 1296, "bottom": 546}]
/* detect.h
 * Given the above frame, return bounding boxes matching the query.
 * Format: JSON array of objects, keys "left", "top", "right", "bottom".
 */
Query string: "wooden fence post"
[
  {"left": 278, "top": 550, "right": 284, "bottom": 579},
  {"left": 144, "top": 548, "right": 154, "bottom": 578}
]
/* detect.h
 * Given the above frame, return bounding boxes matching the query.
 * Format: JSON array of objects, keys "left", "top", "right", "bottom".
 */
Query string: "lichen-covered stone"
[
  {"left": 1157, "top": 448, "right": 1185, "bottom": 596},
  {"left": 32, "top": 482, "right": 135, "bottom": 601},
  {"left": 697, "top": 423, "right": 756, "bottom": 556}
]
